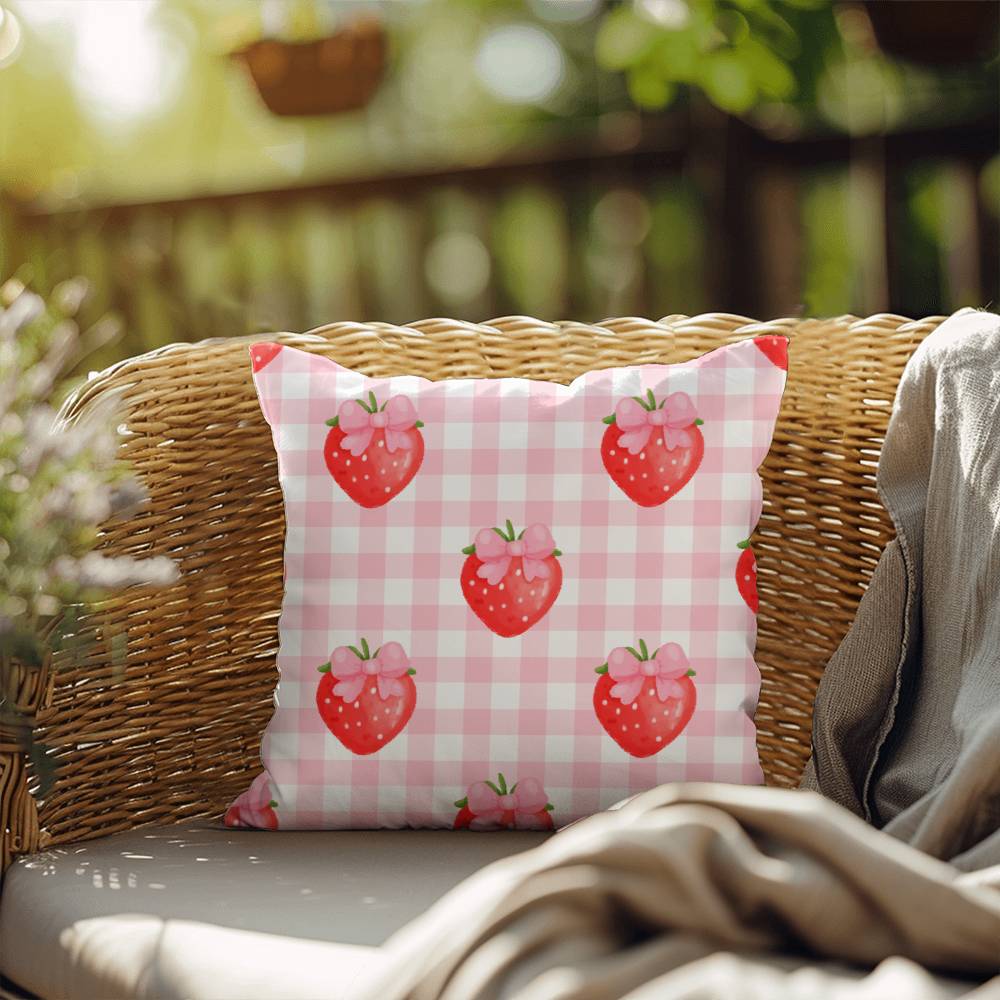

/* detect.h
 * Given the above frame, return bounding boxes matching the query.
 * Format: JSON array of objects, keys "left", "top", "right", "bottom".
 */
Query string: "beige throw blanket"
[{"left": 366, "top": 310, "right": 1000, "bottom": 999}]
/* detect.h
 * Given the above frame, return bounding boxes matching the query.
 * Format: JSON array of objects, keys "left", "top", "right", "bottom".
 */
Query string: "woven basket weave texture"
[{"left": 0, "top": 313, "right": 945, "bottom": 872}]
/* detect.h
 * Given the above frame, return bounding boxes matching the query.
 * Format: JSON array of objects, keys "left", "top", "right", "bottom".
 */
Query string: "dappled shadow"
[{"left": 6, "top": 822, "right": 549, "bottom": 947}]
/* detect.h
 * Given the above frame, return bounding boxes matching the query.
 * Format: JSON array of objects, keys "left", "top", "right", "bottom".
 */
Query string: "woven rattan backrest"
[{"left": 3, "top": 313, "right": 944, "bottom": 867}]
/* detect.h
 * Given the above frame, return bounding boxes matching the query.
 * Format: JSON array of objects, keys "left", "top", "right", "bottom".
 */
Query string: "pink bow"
[
  {"left": 339, "top": 395, "right": 418, "bottom": 457},
  {"left": 467, "top": 778, "right": 550, "bottom": 830},
  {"left": 608, "top": 643, "right": 690, "bottom": 705},
  {"left": 330, "top": 641, "right": 410, "bottom": 703},
  {"left": 474, "top": 523, "right": 555, "bottom": 586},
  {"left": 615, "top": 392, "right": 697, "bottom": 455}
]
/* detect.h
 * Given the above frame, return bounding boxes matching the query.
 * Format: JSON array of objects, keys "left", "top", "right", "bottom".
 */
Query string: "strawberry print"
[
  {"left": 224, "top": 772, "right": 279, "bottom": 830},
  {"left": 736, "top": 539, "right": 758, "bottom": 613},
  {"left": 460, "top": 521, "right": 562, "bottom": 637},
  {"left": 453, "top": 773, "right": 555, "bottom": 830},
  {"left": 324, "top": 391, "right": 424, "bottom": 508},
  {"left": 754, "top": 335, "right": 789, "bottom": 371},
  {"left": 601, "top": 389, "right": 704, "bottom": 507},
  {"left": 250, "top": 342, "right": 284, "bottom": 373},
  {"left": 317, "top": 638, "right": 416, "bottom": 755},
  {"left": 593, "top": 640, "right": 697, "bottom": 758}
]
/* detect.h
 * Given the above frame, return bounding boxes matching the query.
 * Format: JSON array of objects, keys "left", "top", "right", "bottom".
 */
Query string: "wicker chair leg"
[{"left": 1, "top": 655, "right": 52, "bottom": 879}]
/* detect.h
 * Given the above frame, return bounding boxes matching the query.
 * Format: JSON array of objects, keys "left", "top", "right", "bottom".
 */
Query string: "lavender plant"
[{"left": 0, "top": 277, "right": 176, "bottom": 770}]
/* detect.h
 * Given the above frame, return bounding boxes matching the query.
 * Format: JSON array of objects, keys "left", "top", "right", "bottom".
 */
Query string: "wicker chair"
[{"left": 0, "top": 312, "right": 944, "bottom": 878}]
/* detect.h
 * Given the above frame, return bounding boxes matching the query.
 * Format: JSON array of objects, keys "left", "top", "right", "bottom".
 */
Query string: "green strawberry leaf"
[
  {"left": 737, "top": 539, "right": 750, "bottom": 549},
  {"left": 602, "top": 414, "right": 616, "bottom": 424},
  {"left": 646, "top": 388, "right": 656, "bottom": 409},
  {"left": 544, "top": 803, "right": 554, "bottom": 811},
  {"left": 496, "top": 772, "right": 508, "bottom": 794},
  {"left": 407, "top": 668, "right": 416, "bottom": 675},
  {"left": 595, "top": 663, "right": 609, "bottom": 674},
  {"left": 368, "top": 390, "right": 378, "bottom": 413},
  {"left": 686, "top": 669, "right": 697, "bottom": 677},
  {"left": 694, "top": 418, "right": 704, "bottom": 426},
  {"left": 325, "top": 416, "right": 339, "bottom": 427},
  {"left": 454, "top": 797, "right": 468, "bottom": 808},
  {"left": 415, "top": 420, "right": 424, "bottom": 428},
  {"left": 347, "top": 645, "right": 364, "bottom": 660},
  {"left": 625, "top": 645, "right": 642, "bottom": 661},
  {"left": 461, "top": 543, "right": 477, "bottom": 555},
  {"left": 360, "top": 637, "right": 371, "bottom": 659},
  {"left": 268, "top": 800, "right": 278, "bottom": 808},
  {"left": 505, "top": 520, "right": 515, "bottom": 540},
  {"left": 317, "top": 662, "right": 331, "bottom": 673},
  {"left": 484, "top": 780, "right": 503, "bottom": 796},
  {"left": 552, "top": 548, "right": 562, "bottom": 557},
  {"left": 638, "top": 638, "right": 649, "bottom": 660}
]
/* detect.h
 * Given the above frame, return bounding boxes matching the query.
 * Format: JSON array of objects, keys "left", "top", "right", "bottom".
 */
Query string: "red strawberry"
[
  {"left": 323, "top": 391, "right": 424, "bottom": 508},
  {"left": 452, "top": 802, "right": 476, "bottom": 830},
  {"left": 250, "top": 342, "right": 283, "bottom": 373},
  {"left": 224, "top": 772, "right": 280, "bottom": 830},
  {"left": 453, "top": 773, "right": 555, "bottom": 831},
  {"left": 316, "top": 638, "right": 416, "bottom": 755},
  {"left": 601, "top": 389, "right": 704, "bottom": 507},
  {"left": 224, "top": 801, "right": 279, "bottom": 830},
  {"left": 460, "top": 521, "right": 562, "bottom": 637},
  {"left": 754, "top": 335, "right": 789, "bottom": 371},
  {"left": 593, "top": 640, "right": 697, "bottom": 758},
  {"left": 736, "top": 539, "right": 758, "bottom": 613}
]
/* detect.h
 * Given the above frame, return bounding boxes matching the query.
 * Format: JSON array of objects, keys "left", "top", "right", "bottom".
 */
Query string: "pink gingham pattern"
[{"left": 230, "top": 337, "right": 787, "bottom": 829}]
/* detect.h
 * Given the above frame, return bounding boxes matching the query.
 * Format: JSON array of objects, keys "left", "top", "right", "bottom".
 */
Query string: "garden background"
[{"left": 0, "top": 0, "right": 997, "bottom": 370}]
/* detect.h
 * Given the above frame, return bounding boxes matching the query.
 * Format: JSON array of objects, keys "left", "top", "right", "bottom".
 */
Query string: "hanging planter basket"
[
  {"left": 864, "top": 0, "right": 999, "bottom": 66},
  {"left": 232, "top": 16, "right": 386, "bottom": 117}
]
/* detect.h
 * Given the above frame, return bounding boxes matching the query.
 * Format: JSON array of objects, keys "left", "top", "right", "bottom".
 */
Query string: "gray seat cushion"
[{"left": 0, "top": 821, "right": 547, "bottom": 999}]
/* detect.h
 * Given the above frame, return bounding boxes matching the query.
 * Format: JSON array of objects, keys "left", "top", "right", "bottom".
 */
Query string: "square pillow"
[{"left": 227, "top": 335, "right": 788, "bottom": 831}]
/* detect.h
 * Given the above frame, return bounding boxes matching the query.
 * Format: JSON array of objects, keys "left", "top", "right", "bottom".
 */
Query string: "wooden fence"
[{"left": 1, "top": 113, "right": 996, "bottom": 365}]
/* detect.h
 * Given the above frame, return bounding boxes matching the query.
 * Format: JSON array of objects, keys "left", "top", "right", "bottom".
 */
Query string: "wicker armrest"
[{"left": 0, "top": 313, "right": 944, "bottom": 874}]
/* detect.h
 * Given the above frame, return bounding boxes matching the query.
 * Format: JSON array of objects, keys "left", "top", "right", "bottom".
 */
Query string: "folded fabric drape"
[
  {"left": 364, "top": 309, "right": 1000, "bottom": 1000},
  {"left": 803, "top": 307, "right": 1000, "bottom": 870}
]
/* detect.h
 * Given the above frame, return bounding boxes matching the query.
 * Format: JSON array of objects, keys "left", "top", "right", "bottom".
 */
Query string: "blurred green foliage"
[
  {"left": 0, "top": 0, "right": 996, "bottom": 342},
  {"left": 596, "top": 0, "right": 818, "bottom": 114}
]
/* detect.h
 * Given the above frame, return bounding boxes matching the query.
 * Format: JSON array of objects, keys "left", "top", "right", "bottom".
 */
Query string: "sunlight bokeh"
[
  {"left": 0, "top": 0, "right": 995, "bottom": 363},
  {"left": 16, "top": 0, "right": 186, "bottom": 125}
]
